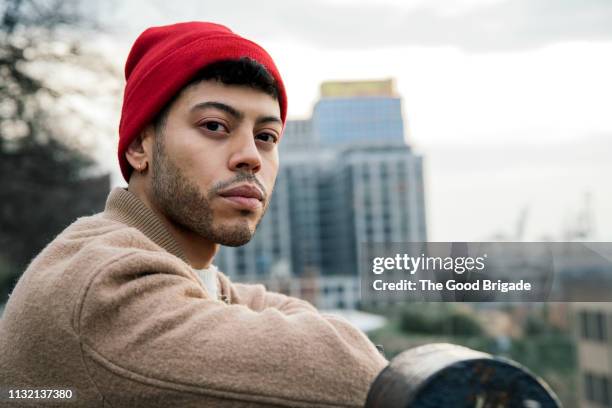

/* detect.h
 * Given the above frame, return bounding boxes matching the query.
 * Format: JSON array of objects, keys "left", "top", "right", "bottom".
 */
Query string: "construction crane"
[{"left": 515, "top": 205, "right": 530, "bottom": 241}]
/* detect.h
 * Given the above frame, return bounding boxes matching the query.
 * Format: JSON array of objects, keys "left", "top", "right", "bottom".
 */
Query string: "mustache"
[{"left": 210, "top": 173, "right": 268, "bottom": 201}]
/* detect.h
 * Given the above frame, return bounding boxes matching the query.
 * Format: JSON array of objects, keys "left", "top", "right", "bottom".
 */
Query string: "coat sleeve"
[
  {"left": 76, "top": 251, "right": 388, "bottom": 408},
  {"left": 228, "top": 280, "right": 319, "bottom": 314}
]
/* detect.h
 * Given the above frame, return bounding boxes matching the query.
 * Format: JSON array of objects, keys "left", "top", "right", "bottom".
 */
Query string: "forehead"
[{"left": 175, "top": 79, "right": 281, "bottom": 119}]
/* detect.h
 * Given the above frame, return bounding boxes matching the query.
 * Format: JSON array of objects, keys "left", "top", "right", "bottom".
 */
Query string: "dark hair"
[{"left": 153, "top": 57, "right": 280, "bottom": 132}]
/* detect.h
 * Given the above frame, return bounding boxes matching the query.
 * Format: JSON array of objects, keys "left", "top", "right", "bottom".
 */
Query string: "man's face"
[{"left": 149, "top": 80, "right": 282, "bottom": 247}]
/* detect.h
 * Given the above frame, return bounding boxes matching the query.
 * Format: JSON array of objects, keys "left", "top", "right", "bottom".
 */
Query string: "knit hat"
[{"left": 118, "top": 21, "right": 288, "bottom": 182}]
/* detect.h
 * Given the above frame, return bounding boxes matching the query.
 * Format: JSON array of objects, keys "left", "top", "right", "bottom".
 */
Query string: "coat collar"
[
  {"left": 102, "top": 187, "right": 232, "bottom": 304},
  {"left": 103, "top": 187, "right": 188, "bottom": 263}
]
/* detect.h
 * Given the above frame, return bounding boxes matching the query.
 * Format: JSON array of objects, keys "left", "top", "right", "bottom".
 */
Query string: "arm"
[
  {"left": 228, "top": 279, "right": 319, "bottom": 314},
  {"left": 77, "top": 251, "right": 387, "bottom": 408},
  {"left": 229, "top": 279, "right": 384, "bottom": 368}
]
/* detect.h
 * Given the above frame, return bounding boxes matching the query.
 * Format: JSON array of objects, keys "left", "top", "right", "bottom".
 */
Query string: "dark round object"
[{"left": 365, "top": 343, "right": 561, "bottom": 408}]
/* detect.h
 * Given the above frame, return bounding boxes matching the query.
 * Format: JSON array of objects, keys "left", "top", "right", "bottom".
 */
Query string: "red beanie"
[{"left": 118, "top": 21, "right": 288, "bottom": 182}]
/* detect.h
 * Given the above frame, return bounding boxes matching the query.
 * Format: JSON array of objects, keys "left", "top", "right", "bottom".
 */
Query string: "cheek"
[
  {"left": 164, "top": 130, "right": 226, "bottom": 188},
  {"left": 191, "top": 161, "right": 220, "bottom": 193},
  {"left": 260, "top": 157, "right": 279, "bottom": 192}
]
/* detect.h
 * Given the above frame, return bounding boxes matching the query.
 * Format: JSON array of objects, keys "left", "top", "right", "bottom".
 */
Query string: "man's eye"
[
  {"left": 255, "top": 133, "right": 278, "bottom": 144},
  {"left": 201, "top": 121, "right": 228, "bottom": 132}
]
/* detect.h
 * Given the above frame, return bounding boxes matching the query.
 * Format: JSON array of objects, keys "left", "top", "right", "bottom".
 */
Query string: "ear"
[{"left": 125, "top": 125, "right": 155, "bottom": 172}]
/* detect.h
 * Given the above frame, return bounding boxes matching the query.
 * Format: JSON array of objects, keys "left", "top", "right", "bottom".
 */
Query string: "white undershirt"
[{"left": 193, "top": 264, "right": 219, "bottom": 300}]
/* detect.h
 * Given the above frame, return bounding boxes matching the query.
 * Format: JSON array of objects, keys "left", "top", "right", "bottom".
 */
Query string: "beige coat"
[{"left": 0, "top": 188, "right": 387, "bottom": 407}]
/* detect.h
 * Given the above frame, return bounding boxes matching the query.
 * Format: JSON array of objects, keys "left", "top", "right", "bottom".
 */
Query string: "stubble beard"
[{"left": 150, "top": 134, "right": 266, "bottom": 247}]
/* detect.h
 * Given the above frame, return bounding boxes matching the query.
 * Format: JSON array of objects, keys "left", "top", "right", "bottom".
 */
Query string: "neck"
[{"left": 127, "top": 182, "right": 218, "bottom": 269}]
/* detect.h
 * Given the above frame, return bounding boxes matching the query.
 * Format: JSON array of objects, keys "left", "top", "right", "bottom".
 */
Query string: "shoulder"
[
  {"left": 20, "top": 213, "right": 191, "bottom": 301},
  {"left": 3, "top": 213, "right": 194, "bottom": 343},
  {"left": 29, "top": 214, "right": 164, "bottom": 269}
]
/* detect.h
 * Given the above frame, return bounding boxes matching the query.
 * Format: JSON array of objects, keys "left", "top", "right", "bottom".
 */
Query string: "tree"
[
  {"left": 0, "top": 0, "right": 119, "bottom": 303},
  {"left": 399, "top": 306, "right": 483, "bottom": 336}
]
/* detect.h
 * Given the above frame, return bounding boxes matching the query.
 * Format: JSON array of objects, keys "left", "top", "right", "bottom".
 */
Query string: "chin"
[
  {"left": 216, "top": 232, "right": 254, "bottom": 247},
  {"left": 220, "top": 238, "right": 252, "bottom": 247},
  {"left": 209, "top": 220, "right": 257, "bottom": 247}
]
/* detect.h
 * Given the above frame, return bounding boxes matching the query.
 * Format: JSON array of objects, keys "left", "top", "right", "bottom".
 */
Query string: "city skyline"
[
  {"left": 217, "top": 79, "right": 427, "bottom": 289},
  {"left": 86, "top": 0, "right": 611, "bottom": 241}
]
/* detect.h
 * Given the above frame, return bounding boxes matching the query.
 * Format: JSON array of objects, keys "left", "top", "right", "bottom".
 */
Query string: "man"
[{"left": 0, "top": 22, "right": 387, "bottom": 407}]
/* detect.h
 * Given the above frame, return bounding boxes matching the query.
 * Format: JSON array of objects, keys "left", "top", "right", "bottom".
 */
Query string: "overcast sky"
[{"left": 90, "top": 0, "right": 612, "bottom": 241}]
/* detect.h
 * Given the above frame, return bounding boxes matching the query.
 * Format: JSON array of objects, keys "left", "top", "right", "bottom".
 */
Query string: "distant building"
[
  {"left": 318, "top": 144, "right": 426, "bottom": 277},
  {"left": 216, "top": 79, "right": 427, "bottom": 309},
  {"left": 279, "top": 119, "right": 315, "bottom": 152},
  {"left": 314, "top": 79, "right": 406, "bottom": 147},
  {"left": 573, "top": 303, "right": 612, "bottom": 408}
]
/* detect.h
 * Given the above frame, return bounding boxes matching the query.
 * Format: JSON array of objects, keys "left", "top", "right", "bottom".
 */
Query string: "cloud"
[{"left": 121, "top": 0, "right": 612, "bottom": 52}]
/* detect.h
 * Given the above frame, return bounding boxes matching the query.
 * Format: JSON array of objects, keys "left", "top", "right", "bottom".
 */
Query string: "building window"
[
  {"left": 585, "top": 371, "right": 612, "bottom": 406},
  {"left": 580, "top": 311, "right": 608, "bottom": 342},
  {"left": 366, "top": 228, "right": 374, "bottom": 241},
  {"left": 397, "top": 161, "right": 406, "bottom": 176},
  {"left": 383, "top": 226, "right": 392, "bottom": 241},
  {"left": 581, "top": 311, "right": 589, "bottom": 338},
  {"left": 596, "top": 312, "right": 607, "bottom": 341},
  {"left": 585, "top": 373, "right": 594, "bottom": 402},
  {"left": 380, "top": 163, "right": 388, "bottom": 178}
]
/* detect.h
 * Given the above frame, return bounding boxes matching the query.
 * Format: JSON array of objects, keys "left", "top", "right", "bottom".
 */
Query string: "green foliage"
[
  {"left": 398, "top": 308, "right": 439, "bottom": 334},
  {"left": 508, "top": 334, "right": 576, "bottom": 374},
  {"left": 399, "top": 306, "right": 483, "bottom": 336},
  {"left": 524, "top": 314, "right": 564, "bottom": 336},
  {"left": 440, "top": 311, "right": 484, "bottom": 336}
]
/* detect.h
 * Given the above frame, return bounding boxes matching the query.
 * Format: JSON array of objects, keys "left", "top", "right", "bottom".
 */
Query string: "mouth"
[{"left": 218, "top": 184, "right": 264, "bottom": 211}]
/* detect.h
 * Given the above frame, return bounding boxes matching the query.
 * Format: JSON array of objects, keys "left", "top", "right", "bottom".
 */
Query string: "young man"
[{"left": 0, "top": 22, "right": 387, "bottom": 407}]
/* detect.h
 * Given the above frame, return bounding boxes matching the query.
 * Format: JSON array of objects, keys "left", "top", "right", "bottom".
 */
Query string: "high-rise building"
[
  {"left": 314, "top": 79, "right": 406, "bottom": 147},
  {"left": 318, "top": 144, "right": 426, "bottom": 276},
  {"left": 216, "top": 79, "right": 427, "bottom": 308},
  {"left": 279, "top": 119, "right": 315, "bottom": 152}
]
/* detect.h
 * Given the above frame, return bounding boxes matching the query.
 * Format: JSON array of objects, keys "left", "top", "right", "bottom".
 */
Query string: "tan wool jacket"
[{"left": 0, "top": 188, "right": 387, "bottom": 407}]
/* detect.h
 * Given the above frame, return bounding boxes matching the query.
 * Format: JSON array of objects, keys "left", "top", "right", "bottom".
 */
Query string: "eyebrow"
[{"left": 190, "top": 101, "right": 282, "bottom": 126}]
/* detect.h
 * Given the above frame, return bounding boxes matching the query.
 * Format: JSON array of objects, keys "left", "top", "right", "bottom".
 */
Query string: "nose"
[{"left": 228, "top": 130, "right": 262, "bottom": 174}]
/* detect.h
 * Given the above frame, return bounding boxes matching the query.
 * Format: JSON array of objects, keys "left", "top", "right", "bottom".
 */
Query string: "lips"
[
  {"left": 219, "top": 184, "right": 264, "bottom": 200},
  {"left": 218, "top": 184, "right": 264, "bottom": 211}
]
